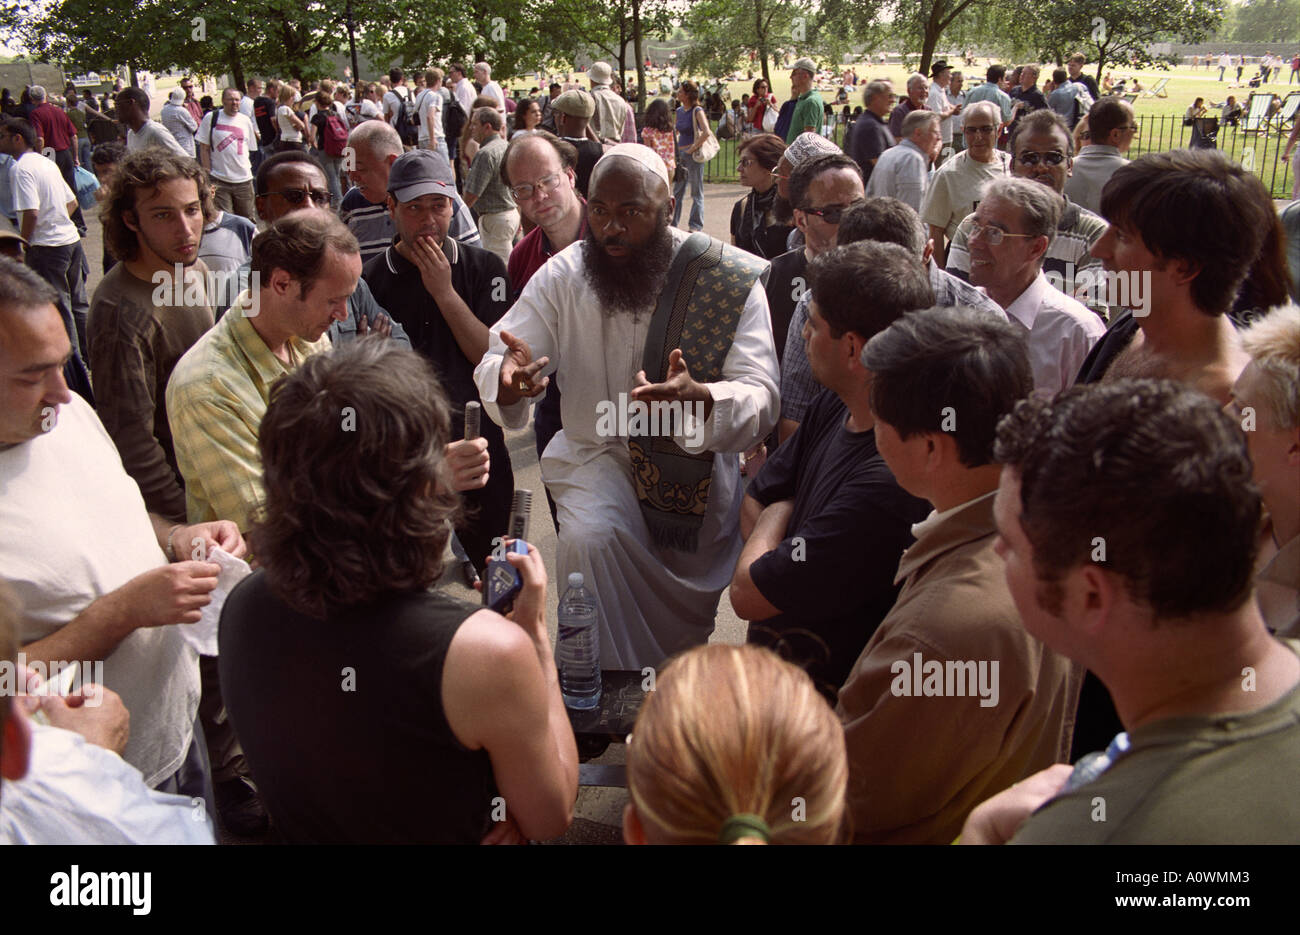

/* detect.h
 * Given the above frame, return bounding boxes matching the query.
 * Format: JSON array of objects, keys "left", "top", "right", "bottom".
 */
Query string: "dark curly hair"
[
  {"left": 251, "top": 339, "right": 462, "bottom": 618},
  {"left": 994, "top": 378, "right": 1261, "bottom": 619},
  {"left": 101, "top": 147, "right": 216, "bottom": 262}
]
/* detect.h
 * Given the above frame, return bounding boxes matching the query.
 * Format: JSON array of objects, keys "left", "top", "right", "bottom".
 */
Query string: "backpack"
[
  {"left": 394, "top": 88, "right": 419, "bottom": 146},
  {"left": 322, "top": 109, "right": 349, "bottom": 156},
  {"left": 443, "top": 92, "right": 467, "bottom": 143}
]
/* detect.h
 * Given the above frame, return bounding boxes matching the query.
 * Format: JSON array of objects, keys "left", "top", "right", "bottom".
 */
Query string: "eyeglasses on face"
[
  {"left": 267, "top": 187, "right": 331, "bottom": 206},
  {"left": 964, "top": 124, "right": 997, "bottom": 135},
  {"left": 969, "top": 222, "right": 1036, "bottom": 245},
  {"left": 1015, "top": 150, "right": 1066, "bottom": 167},
  {"left": 769, "top": 167, "right": 790, "bottom": 180},
  {"left": 800, "top": 198, "right": 866, "bottom": 224},
  {"left": 509, "top": 172, "right": 564, "bottom": 201}
]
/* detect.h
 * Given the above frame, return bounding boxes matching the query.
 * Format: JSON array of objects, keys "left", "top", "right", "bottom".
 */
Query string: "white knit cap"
[
  {"left": 785, "top": 131, "right": 841, "bottom": 166},
  {"left": 595, "top": 143, "right": 670, "bottom": 189}
]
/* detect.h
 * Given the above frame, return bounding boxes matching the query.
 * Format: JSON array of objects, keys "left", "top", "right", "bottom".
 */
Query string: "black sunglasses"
[
  {"left": 266, "top": 187, "right": 331, "bottom": 206},
  {"left": 800, "top": 198, "right": 866, "bottom": 224},
  {"left": 1016, "top": 151, "right": 1066, "bottom": 167}
]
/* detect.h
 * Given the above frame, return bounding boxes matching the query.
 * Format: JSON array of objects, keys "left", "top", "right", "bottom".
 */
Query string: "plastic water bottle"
[{"left": 556, "top": 572, "right": 601, "bottom": 710}]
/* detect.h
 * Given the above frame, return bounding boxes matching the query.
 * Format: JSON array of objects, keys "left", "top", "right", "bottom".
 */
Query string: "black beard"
[
  {"left": 772, "top": 193, "right": 794, "bottom": 224},
  {"left": 581, "top": 211, "right": 675, "bottom": 317}
]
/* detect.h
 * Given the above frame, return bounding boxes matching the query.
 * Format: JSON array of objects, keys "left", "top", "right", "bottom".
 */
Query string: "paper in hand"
[{"left": 185, "top": 545, "right": 252, "bottom": 657}]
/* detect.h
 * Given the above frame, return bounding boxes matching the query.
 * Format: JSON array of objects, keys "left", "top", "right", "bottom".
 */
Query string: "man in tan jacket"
[{"left": 836, "top": 305, "right": 1080, "bottom": 844}]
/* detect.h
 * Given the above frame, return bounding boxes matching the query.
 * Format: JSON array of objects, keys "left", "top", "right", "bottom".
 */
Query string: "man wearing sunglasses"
[
  {"left": 251, "top": 149, "right": 408, "bottom": 349},
  {"left": 966, "top": 176, "right": 1103, "bottom": 395}
]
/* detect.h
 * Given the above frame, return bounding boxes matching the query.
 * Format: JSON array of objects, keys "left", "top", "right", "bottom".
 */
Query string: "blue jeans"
[
  {"left": 26, "top": 241, "right": 88, "bottom": 362},
  {"left": 311, "top": 148, "right": 344, "bottom": 208},
  {"left": 673, "top": 150, "right": 704, "bottom": 231}
]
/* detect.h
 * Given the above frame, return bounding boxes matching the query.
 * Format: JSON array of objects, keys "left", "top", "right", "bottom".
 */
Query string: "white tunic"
[{"left": 474, "top": 229, "right": 779, "bottom": 667}]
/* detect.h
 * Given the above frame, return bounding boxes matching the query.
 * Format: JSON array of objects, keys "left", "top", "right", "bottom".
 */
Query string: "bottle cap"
[{"left": 567, "top": 572, "right": 584, "bottom": 589}]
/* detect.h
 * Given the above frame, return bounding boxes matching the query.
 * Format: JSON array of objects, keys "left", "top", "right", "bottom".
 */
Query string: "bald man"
[{"left": 474, "top": 144, "right": 778, "bottom": 669}]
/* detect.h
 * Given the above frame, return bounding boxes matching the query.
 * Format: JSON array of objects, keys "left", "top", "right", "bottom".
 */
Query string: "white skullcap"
[
  {"left": 595, "top": 143, "right": 670, "bottom": 190},
  {"left": 785, "top": 132, "right": 840, "bottom": 166}
]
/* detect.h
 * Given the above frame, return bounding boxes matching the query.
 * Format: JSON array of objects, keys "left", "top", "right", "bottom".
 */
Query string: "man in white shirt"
[
  {"left": 448, "top": 63, "right": 477, "bottom": 119},
  {"left": 866, "top": 110, "right": 941, "bottom": 212},
  {"left": 197, "top": 88, "right": 259, "bottom": 221},
  {"left": 0, "top": 585, "right": 215, "bottom": 845},
  {"left": 0, "top": 257, "right": 245, "bottom": 802},
  {"left": 926, "top": 60, "right": 960, "bottom": 163},
  {"left": 474, "top": 145, "right": 777, "bottom": 668},
  {"left": 115, "top": 87, "right": 187, "bottom": 156},
  {"left": 475, "top": 61, "right": 506, "bottom": 112},
  {"left": 0, "top": 116, "right": 89, "bottom": 365},
  {"left": 967, "top": 177, "right": 1103, "bottom": 395},
  {"left": 417, "top": 68, "right": 448, "bottom": 160},
  {"left": 382, "top": 67, "right": 413, "bottom": 133}
]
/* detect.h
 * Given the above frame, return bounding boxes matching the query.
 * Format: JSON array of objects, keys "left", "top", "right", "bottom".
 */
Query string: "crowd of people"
[{"left": 1, "top": 44, "right": 1299, "bottom": 847}]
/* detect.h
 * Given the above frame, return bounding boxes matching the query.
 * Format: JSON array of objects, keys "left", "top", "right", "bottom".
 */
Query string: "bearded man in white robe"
[{"left": 474, "top": 144, "right": 778, "bottom": 668}]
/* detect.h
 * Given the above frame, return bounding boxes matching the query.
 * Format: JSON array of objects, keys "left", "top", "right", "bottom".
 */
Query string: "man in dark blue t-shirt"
[{"left": 730, "top": 241, "right": 934, "bottom": 700}]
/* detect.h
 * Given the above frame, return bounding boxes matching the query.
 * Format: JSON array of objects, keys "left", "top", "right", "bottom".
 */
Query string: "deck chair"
[
  {"left": 1270, "top": 91, "right": 1300, "bottom": 133},
  {"left": 1241, "top": 92, "right": 1275, "bottom": 133},
  {"left": 1141, "top": 76, "right": 1170, "bottom": 98}
]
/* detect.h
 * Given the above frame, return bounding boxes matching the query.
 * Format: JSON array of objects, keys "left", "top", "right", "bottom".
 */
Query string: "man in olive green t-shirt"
[
  {"left": 960, "top": 380, "right": 1300, "bottom": 845},
  {"left": 786, "top": 58, "right": 825, "bottom": 144}
]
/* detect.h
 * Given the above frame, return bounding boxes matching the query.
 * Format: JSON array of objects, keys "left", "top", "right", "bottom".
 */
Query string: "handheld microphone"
[
  {"left": 484, "top": 489, "right": 532, "bottom": 613},
  {"left": 507, "top": 488, "right": 531, "bottom": 541},
  {"left": 463, "top": 401, "right": 481, "bottom": 440}
]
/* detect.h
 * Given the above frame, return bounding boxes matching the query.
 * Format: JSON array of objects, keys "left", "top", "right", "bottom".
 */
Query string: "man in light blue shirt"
[
  {"left": 865, "top": 110, "right": 940, "bottom": 213},
  {"left": 965, "top": 64, "right": 1014, "bottom": 123}
]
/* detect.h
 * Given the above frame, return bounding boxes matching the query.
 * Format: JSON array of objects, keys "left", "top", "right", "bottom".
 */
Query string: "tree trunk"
[
  {"left": 618, "top": 13, "right": 628, "bottom": 91},
  {"left": 228, "top": 41, "right": 246, "bottom": 95},
  {"left": 634, "top": 0, "right": 646, "bottom": 110},
  {"left": 755, "top": 0, "right": 770, "bottom": 89},
  {"left": 919, "top": 2, "right": 944, "bottom": 77}
]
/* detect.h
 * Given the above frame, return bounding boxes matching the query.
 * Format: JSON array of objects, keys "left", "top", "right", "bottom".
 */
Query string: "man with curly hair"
[{"left": 91, "top": 147, "right": 216, "bottom": 523}]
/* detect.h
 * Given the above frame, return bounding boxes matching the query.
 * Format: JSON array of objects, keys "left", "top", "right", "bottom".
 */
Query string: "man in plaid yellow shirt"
[{"left": 167, "top": 213, "right": 358, "bottom": 533}]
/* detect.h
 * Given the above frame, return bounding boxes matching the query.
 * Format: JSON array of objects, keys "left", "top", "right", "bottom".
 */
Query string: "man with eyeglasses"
[
  {"left": 848, "top": 80, "right": 895, "bottom": 185},
  {"left": 1065, "top": 98, "right": 1137, "bottom": 215},
  {"left": 363, "top": 149, "right": 514, "bottom": 571},
  {"left": 866, "top": 110, "right": 941, "bottom": 213},
  {"left": 180, "top": 78, "right": 203, "bottom": 125},
  {"left": 947, "top": 109, "right": 1107, "bottom": 307},
  {"left": 966, "top": 177, "right": 1103, "bottom": 395},
  {"left": 769, "top": 152, "right": 864, "bottom": 442},
  {"left": 501, "top": 131, "right": 586, "bottom": 503},
  {"left": 251, "top": 149, "right": 408, "bottom": 348},
  {"left": 920, "top": 101, "right": 1009, "bottom": 268}
]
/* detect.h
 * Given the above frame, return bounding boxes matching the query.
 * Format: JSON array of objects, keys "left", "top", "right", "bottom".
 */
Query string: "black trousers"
[{"left": 51, "top": 147, "right": 87, "bottom": 232}]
